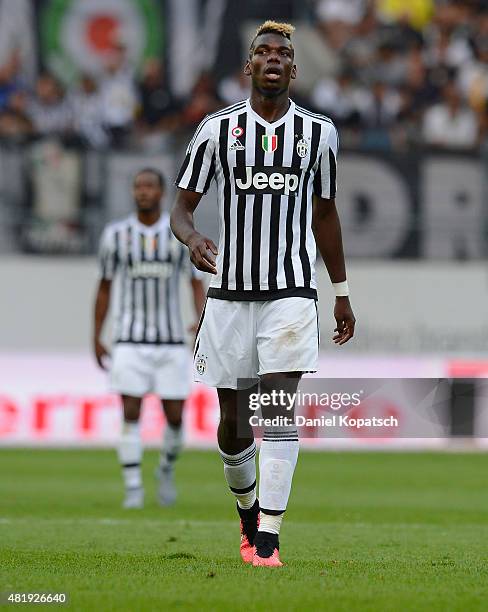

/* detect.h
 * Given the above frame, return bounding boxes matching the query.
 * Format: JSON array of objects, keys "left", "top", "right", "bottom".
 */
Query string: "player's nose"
[{"left": 266, "top": 50, "right": 281, "bottom": 63}]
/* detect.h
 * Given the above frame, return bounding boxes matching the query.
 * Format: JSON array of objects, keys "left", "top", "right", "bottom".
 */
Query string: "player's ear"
[
  {"left": 291, "top": 64, "right": 297, "bottom": 80},
  {"left": 244, "top": 60, "right": 251, "bottom": 76}
]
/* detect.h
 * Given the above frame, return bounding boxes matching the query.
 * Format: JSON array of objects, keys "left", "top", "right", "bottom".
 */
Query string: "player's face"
[
  {"left": 245, "top": 33, "right": 296, "bottom": 97},
  {"left": 133, "top": 173, "right": 163, "bottom": 212}
]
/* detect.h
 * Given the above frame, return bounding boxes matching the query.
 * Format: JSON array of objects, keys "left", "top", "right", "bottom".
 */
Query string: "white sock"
[
  {"left": 219, "top": 441, "right": 257, "bottom": 510},
  {"left": 258, "top": 429, "right": 299, "bottom": 531},
  {"left": 160, "top": 422, "right": 183, "bottom": 472},
  {"left": 258, "top": 512, "right": 283, "bottom": 535},
  {"left": 118, "top": 421, "right": 142, "bottom": 490}
]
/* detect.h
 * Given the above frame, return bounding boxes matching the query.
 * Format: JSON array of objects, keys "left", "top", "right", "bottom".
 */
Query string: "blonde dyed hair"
[
  {"left": 249, "top": 20, "right": 295, "bottom": 55},
  {"left": 254, "top": 20, "right": 295, "bottom": 39}
]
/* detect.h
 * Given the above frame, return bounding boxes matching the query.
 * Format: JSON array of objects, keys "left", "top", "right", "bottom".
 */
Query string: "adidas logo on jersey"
[
  {"left": 234, "top": 166, "right": 301, "bottom": 197},
  {"left": 229, "top": 139, "right": 245, "bottom": 151}
]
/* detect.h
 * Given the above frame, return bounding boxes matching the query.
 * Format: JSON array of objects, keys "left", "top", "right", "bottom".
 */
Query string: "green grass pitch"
[{"left": 1, "top": 449, "right": 488, "bottom": 611}]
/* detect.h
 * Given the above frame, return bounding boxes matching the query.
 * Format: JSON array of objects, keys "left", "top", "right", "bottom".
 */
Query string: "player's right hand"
[
  {"left": 94, "top": 339, "right": 110, "bottom": 370},
  {"left": 187, "top": 232, "right": 218, "bottom": 275}
]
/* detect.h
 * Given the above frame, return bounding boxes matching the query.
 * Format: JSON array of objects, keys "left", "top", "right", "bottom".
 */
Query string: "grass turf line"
[{"left": 1, "top": 449, "right": 487, "bottom": 611}]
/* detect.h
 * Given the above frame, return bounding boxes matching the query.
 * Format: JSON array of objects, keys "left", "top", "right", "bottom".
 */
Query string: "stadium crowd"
[{"left": 0, "top": 0, "right": 486, "bottom": 152}]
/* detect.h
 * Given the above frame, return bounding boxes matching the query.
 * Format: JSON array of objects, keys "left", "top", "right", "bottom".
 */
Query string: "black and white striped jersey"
[
  {"left": 99, "top": 212, "right": 201, "bottom": 344},
  {"left": 175, "top": 98, "right": 338, "bottom": 301}
]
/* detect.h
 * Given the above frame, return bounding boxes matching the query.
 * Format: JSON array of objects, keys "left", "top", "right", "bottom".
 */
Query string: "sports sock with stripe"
[
  {"left": 159, "top": 422, "right": 183, "bottom": 473},
  {"left": 219, "top": 441, "right": 257, "bottom": 509},
  {"left": 118, "top": 420, "right": 143, "bottom": 490}
]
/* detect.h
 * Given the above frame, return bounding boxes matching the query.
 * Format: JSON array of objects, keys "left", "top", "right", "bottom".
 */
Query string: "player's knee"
[
  {"left": 122, "top": 396, "right": 142, "bottom": 422},
  {"left": 219, "top": 408, "right": 239, "bottom": 434},
  {"left": 167, "top": 415, "right": 183, "bottom": 428},
  {"left": 123, "top": 412, "right": 140, "bottom": 423},
  {"left": 220, "top": 409, "right": 238, "bottom": 427}
]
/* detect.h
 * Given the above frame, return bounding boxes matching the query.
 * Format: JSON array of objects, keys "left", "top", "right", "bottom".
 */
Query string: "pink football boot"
[
  {"left": 252, "top": 531, "right": 283, "bottom": 567},
  {"left": 237, "top": 499, "right": 259, "bottom": 563}
]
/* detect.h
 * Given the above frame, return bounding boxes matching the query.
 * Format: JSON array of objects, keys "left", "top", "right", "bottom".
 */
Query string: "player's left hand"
[{"left": 333, "top": 297, "right": 356, "bottom": 345}]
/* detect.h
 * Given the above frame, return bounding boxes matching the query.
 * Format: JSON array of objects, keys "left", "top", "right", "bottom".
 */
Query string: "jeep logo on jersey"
[
  {"left": 129, "top": 261, "right": 173, "bottom": 278},
  {"left": 234, "top": 166, "right": 301, "bottom": 197}
]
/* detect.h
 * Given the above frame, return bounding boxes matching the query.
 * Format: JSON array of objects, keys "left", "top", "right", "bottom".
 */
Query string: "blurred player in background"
[
  {"left": 93, "top": 168, "right": 205, "bottom": 509},
  {"left": 172, "top": 22, "right": 355, "bottom": 566}
]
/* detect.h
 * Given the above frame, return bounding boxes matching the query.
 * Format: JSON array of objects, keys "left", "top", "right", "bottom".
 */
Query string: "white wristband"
[{"left": 333, "top": 281, "right": 349, "bottom": 297}]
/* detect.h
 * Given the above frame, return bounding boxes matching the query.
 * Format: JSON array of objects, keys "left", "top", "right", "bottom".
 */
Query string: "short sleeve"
[
  {"left": 175, "top": 116, "right": 216, "bottom": 194},
  {"left": 313, "top": 123, "right": 338, "bottom": 200},
  {"left": 98, "top": 227, "right": 118, "bottom": 280}
]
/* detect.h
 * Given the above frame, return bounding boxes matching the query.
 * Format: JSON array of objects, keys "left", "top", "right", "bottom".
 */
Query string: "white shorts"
[
  {"left": 193, "top": 297, "right": 319, "bottom": 389},
  {"left": 110, "top": 343, "right": 192, "bottom": 399}
]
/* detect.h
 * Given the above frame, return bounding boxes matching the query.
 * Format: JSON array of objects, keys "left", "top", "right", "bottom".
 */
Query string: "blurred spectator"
[
  {"left": 368, "top": 40, "right": 409, "bottom": 87},
  {"left": 363, "top": 81, "right": 401, "bottom": 128},
  {"left": 137, "top": 58, "right": 182, "bottom": 133},
  {"left": 0, "top": 91, "right": 32, "bottom": 140},
  {"left": 0, "top": 50, "right": 22, "bottom": 111},
  {"left": 479, "top": 100, "right": 488, "bottom": 146},
  {"left": 71, "top": 75, "right": 109, "bottom": 150},
  {"left": 458, "top": 35, "right": 488, "bottom": 113},
  {"left": 315, "top": 0, "right": 369, "bottom": 50},
  {"left": 376, "top": 0, "right": 434, "bottom": 31},
  {"left": 403, "top": 42, "right": 438, "bottom": 112},
  {"left": 311, "top": 69, "right": 370, "bottom": 127},
  {"left": 316, "top": 0, "right": 367, "bottom": 25},
  {"left": 2, "top": 1, "right": 488, "bottom": 153},
  {"left": 2, "top": 0, "right": 488, "bottom": 259},
  {"left": 98, "top": 43, "right": 138, "bottom": 146},
  {"left": 0, "top": 50, "right": 32, "bottom": 141},
  {"left": 423, "top": 4, "right": 473, "bottom": 71},
  {"left": 182, "top": 72, "right": 221, "bottom": 129},
  {"left": 27, "top": 73, "right": 72, "bottom": 137},
  {"left": 218, "top": 69, "right": 251, "bottom": 105},
  {"left": 340, "top": 20, "right": 377, "bottom": 75},
  {"left": 422, "top": 80, "right": 478, "bottom": 149},
  {"left": 361, "top": 80, "right": 402, "bottom": 149}
]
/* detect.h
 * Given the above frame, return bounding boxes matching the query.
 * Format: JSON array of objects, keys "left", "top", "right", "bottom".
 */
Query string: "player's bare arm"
[
  {"left": 171, "top": 188, "right": 218, "bottom": 275},
  {"left": 93, "top": 278, "right": 111, "bottom": 369},
  {"left": 312, "top": 195, "right": 356, "bottom": 345},
  {"left": 189, "top": 277, "right": 206, "bottom": 335}
]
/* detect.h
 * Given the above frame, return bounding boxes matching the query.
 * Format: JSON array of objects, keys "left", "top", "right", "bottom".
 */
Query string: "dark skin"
[
  {"left": 171, "top": 32, "right": 355, "bottom": 453},
  {"left": 93, "top": 171, "right": 206, "bottom": 427},
  {"left": 244, "top": 32, "right": 297, "bottom": 120},
  {"left": 312, "top": 196, "right": 355, "bottom": 345}
]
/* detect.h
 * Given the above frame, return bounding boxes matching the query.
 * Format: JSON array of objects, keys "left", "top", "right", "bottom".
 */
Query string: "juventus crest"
[{"left": 296, "top": 138, "right": 309, "bottom": 158}]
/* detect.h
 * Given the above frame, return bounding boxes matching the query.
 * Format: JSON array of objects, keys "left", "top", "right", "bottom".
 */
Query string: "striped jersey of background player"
[
  {"left": 93, "top": 168, "right": 205, "bottom": 509},
  {"left": 171, "top": 21, "right": 356, "bottom": 567}
]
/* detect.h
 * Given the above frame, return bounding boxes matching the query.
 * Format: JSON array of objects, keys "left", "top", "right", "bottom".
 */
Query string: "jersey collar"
[
  {"left": 246, "top": 98, "right": 295, "bottom": 129},
  {"left": 130, "top": 211, "right": 169, "bottom": 233}
]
